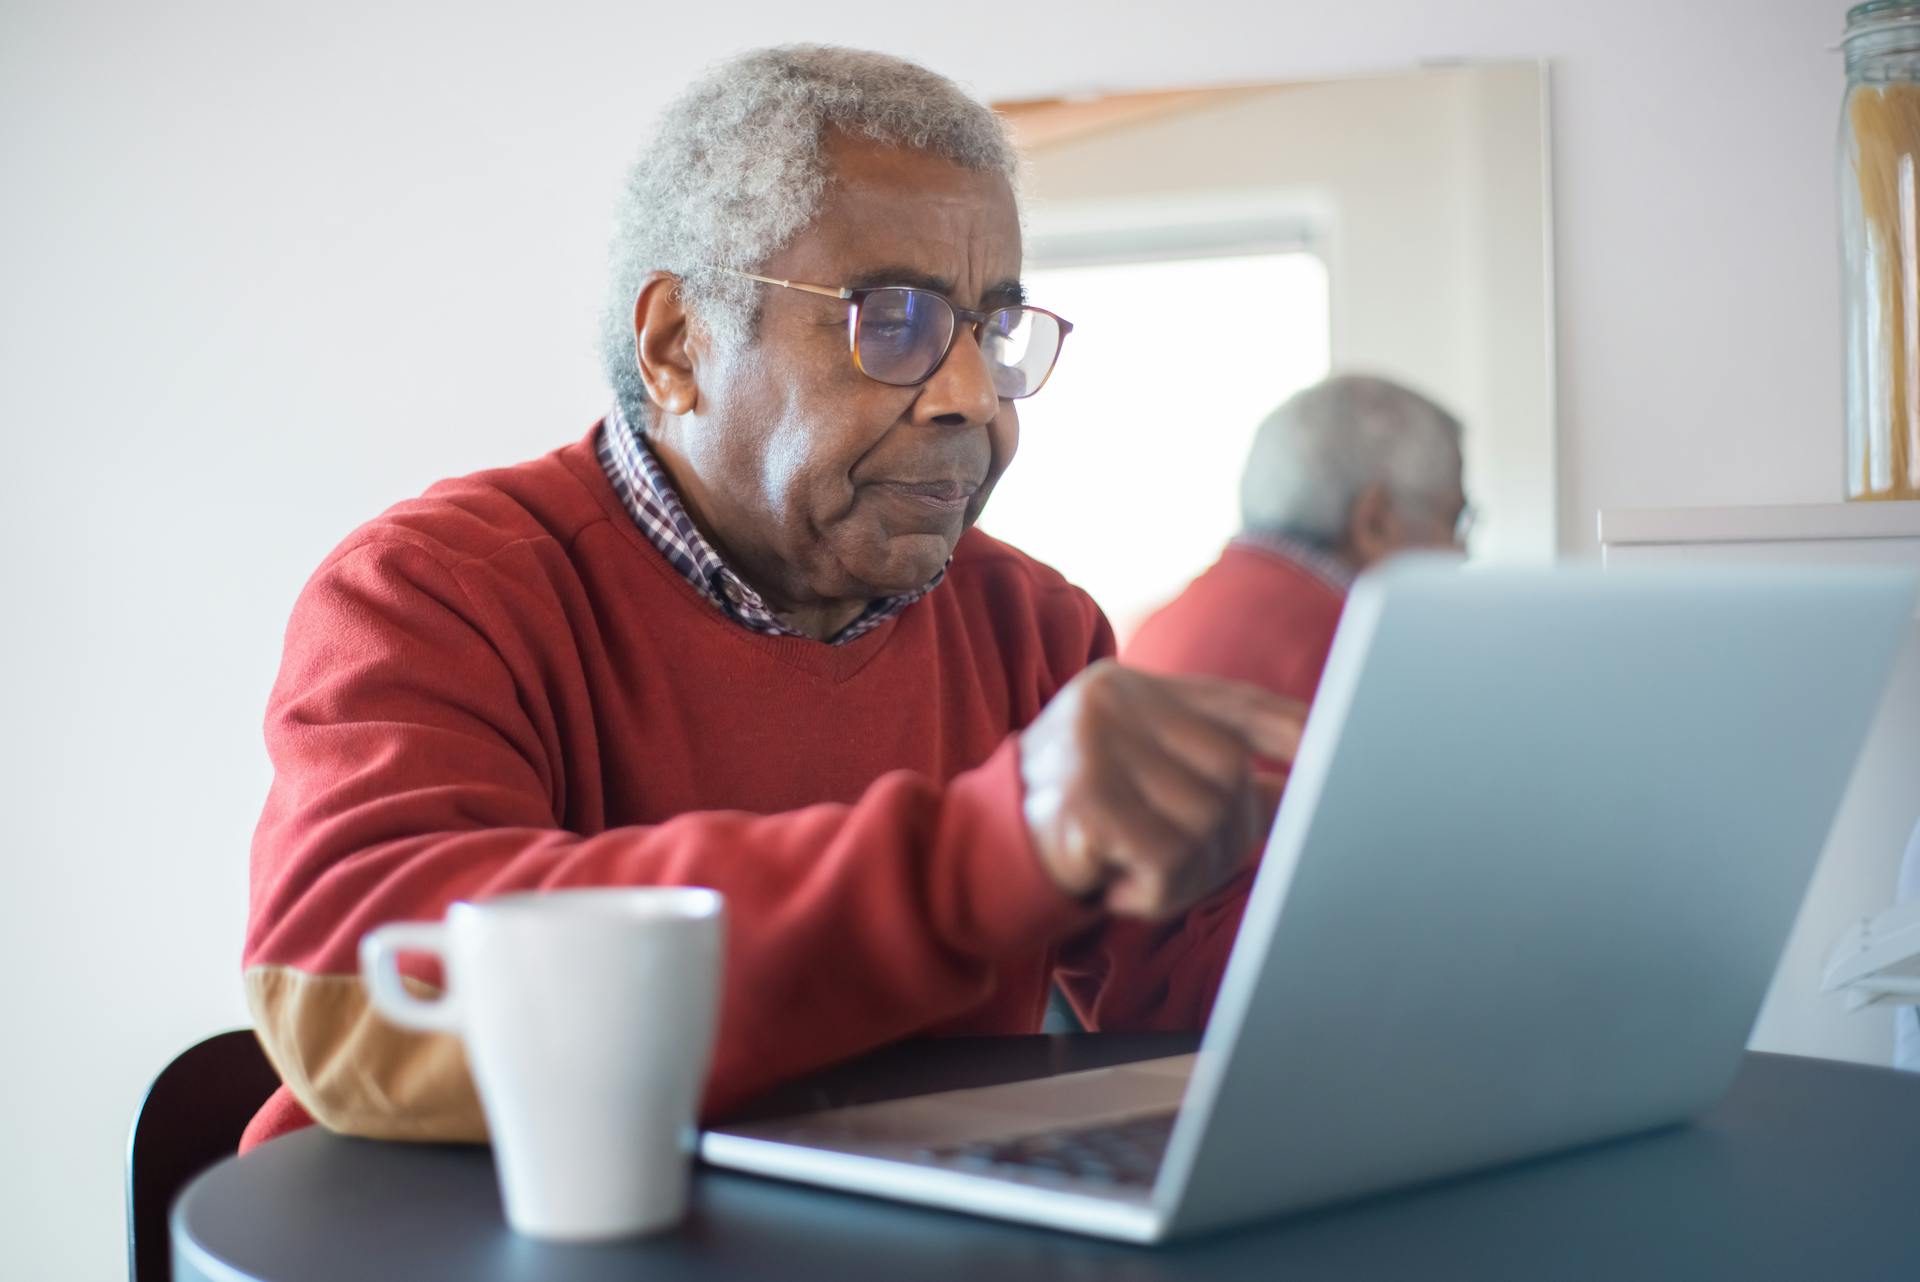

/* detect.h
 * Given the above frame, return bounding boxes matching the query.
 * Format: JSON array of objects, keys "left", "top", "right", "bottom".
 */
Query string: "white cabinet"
[{"left": 1600, "top": 502, "right": 1920, "bottom": 1067}]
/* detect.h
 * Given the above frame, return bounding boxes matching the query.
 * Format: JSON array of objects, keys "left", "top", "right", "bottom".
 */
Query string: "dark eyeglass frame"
[{"left": 725, "top": 269, "right": 1074, "bottom": 399}]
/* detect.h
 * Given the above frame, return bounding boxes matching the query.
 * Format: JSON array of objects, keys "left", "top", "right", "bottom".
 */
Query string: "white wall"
[{"left": 0, "top": 2, "right": 1856, "bottom": 1278}]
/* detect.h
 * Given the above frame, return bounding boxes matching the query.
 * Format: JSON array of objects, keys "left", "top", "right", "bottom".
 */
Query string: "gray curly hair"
[
  {"left": 600, "top": 45, "right": 1021, "bottom": 427},
  {"left": 1240, "top": 374, "right": 1464, "bottom": 546}
]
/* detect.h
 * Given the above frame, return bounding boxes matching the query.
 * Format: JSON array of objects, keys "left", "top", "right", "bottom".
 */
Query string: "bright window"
[{"left": 981, "top": 252, "right": 1332, "bottom": 638}]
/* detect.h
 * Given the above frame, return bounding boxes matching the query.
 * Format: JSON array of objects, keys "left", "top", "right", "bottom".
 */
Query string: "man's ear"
[
  {"left": 633, "top": 272, "right": 700, "bottom": 417},
  {"left": 1345, "top": 483, "right": 1399, "bottom": 568}
]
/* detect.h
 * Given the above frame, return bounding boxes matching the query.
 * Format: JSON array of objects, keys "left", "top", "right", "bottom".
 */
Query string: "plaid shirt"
[
  {"left": 597, "top": 408, "right": 942, "bottom": 644},
  {"left": 1230, "top": 529, "right": 1356, "bottom": 595}
]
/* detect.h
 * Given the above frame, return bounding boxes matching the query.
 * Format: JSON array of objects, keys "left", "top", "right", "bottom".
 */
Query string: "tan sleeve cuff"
[{"left": 246, "top": 964, "right": 486, "bottom": 1143}]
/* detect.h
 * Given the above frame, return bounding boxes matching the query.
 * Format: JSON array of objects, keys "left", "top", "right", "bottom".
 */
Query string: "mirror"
[{"left": 982, "top": 63, "right": 1555, "bottom": 635}]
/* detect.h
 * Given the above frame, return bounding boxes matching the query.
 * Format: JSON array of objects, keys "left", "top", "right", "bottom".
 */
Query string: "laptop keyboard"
[{"left": 919, "top": 1110, "right": 1177, "bottom": 1189}]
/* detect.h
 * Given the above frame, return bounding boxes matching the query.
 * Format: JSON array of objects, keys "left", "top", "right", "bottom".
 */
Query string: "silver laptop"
[{"left": 702, "top": 561, "right": 1916, "bottom": 1243}]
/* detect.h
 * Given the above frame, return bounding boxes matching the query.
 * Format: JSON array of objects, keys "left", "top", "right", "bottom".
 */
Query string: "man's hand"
[{"left": 1019, "top": 661, "right": 1307, "bottom": 919}]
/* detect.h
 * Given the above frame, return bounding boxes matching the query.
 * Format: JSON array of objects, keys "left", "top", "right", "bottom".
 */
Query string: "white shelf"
[{"left": 1599, "top": 501, "right": 1920, "bottom": 548}]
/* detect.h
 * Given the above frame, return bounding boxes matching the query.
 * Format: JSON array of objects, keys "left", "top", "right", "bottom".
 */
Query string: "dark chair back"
[{"left": 126, "top": 1029, "right": 282, "bottom": 1282}]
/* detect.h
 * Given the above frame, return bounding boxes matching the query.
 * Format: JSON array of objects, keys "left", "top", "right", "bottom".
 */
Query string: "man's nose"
[{"left": 913, "top": 326, "right": 1000, "bottom": 427}]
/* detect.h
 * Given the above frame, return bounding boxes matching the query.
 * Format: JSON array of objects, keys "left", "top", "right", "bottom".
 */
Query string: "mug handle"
[{"left": 360, "top": 922, "right": 462, "bottom": 1033}]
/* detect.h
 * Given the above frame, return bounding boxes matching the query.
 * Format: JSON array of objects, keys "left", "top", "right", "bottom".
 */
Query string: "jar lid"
[
  {"left": 1847, "top": 1, "right": 1920, "bottom": 58},
  {"left": 1849, "top": 1, "right": 1920, "bottom": 30}
]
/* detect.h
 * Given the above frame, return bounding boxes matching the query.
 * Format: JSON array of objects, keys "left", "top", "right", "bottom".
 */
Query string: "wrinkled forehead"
[{"left": 772, "top": 132, "right": 1025, "bottom": 308}]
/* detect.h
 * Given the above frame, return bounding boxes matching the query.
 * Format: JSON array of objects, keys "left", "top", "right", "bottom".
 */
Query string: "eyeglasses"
[{"left": 725, "top": 270, "right": 1073, "bottom": 399}]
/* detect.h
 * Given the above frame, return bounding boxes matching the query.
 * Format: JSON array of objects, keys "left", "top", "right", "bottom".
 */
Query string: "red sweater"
[
  {"left": 241, "top": 429, "right": 1246, "bottom": 1151},
  {"left": 1124, "top": 539, "right": 1348, "bottom": 708}
]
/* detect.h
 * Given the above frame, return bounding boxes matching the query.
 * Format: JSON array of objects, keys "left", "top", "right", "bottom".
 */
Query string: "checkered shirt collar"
[
  {"left": 597, "top": 408, "right": 940, "bottom": 644},
  {"left": 1231, "top": 529, "right": 1357, "bottom": 595}
]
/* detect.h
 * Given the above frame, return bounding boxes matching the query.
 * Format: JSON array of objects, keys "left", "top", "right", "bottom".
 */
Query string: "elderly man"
[
  {"left": 1127, "top": 375, "right": 1469, "bottom": 707},
  {"left": 240, "top": 46, "right": 1303, "bottom": 1152}
]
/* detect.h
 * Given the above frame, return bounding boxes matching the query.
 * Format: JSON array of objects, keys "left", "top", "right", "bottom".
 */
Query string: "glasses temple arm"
[{"left": 728, "top": 270, "right": 854, "bottom": 301}]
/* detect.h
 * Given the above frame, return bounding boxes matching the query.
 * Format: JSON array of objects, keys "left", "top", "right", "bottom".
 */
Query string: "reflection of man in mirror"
[
  {"left": 1126, "top": 374, "right": 1469, "bottom": 714},
  {"left": 238, "top": 45, "right": 1308, "bottom": 1153}
]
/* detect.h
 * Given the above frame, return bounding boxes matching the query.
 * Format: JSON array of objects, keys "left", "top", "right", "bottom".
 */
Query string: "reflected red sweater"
[
  {"left": 241, "top": 430, "right": 1248, "bottom": 1152},
  {"left": 1125, "top": 538, "right": 1348, "bottom": 707}
]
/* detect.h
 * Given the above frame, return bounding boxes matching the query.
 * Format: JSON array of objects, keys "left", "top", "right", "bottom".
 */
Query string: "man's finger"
[
  {"left": 1112, "top": 687, "right": 1251, "bottom": 796},
  {"left": 1252, "top": 769, "right": 1290, "bottom": 824},
  {"left": 1154, "top": 674, "right": 1308, "bottom": 764}
]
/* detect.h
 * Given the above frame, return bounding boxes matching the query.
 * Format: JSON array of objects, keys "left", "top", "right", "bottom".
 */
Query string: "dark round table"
[{"left": 174, "top": 1036, "right": 1920, "bottom": 1281}]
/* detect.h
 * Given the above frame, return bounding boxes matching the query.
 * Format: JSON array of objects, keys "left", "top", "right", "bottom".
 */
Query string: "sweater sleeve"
[
  {"left": 243, "top": 538, "right": 1093, "bottom": 1144},
  {"left": 1036, "top": 601, "right": 1255, "bottom": 1036},
  {"left": 1052, "top": 869, "right": 1255, "bottom": 1033},
  {"left": 1060, "top": 555, "right": 1348, "bottom": 1030}
]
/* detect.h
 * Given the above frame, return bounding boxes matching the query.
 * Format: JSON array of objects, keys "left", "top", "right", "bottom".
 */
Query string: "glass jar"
[{"left": 1842, "top": 2, "right": 1920, "bottom": 501}]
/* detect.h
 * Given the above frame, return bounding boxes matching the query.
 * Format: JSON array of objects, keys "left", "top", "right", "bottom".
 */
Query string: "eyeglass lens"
[{"left": 852, "top": 287, "right": 1064, "bottom": 399}]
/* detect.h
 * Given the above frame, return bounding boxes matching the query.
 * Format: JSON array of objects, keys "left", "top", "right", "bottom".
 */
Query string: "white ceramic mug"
[{"left": 360, "top": 887, "right": 725, "bottom": 1240}]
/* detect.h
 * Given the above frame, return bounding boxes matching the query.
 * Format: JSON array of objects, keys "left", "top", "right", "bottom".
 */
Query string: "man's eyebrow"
[
  {"left": 843, "top": 268, "right": 1028, "bottom": 307},
  {"left": 983, "top": 278, "right": 1028, "bottom": 307},
  {"left": 845, "top": 266, "right": 953, "bottom": 294}
]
